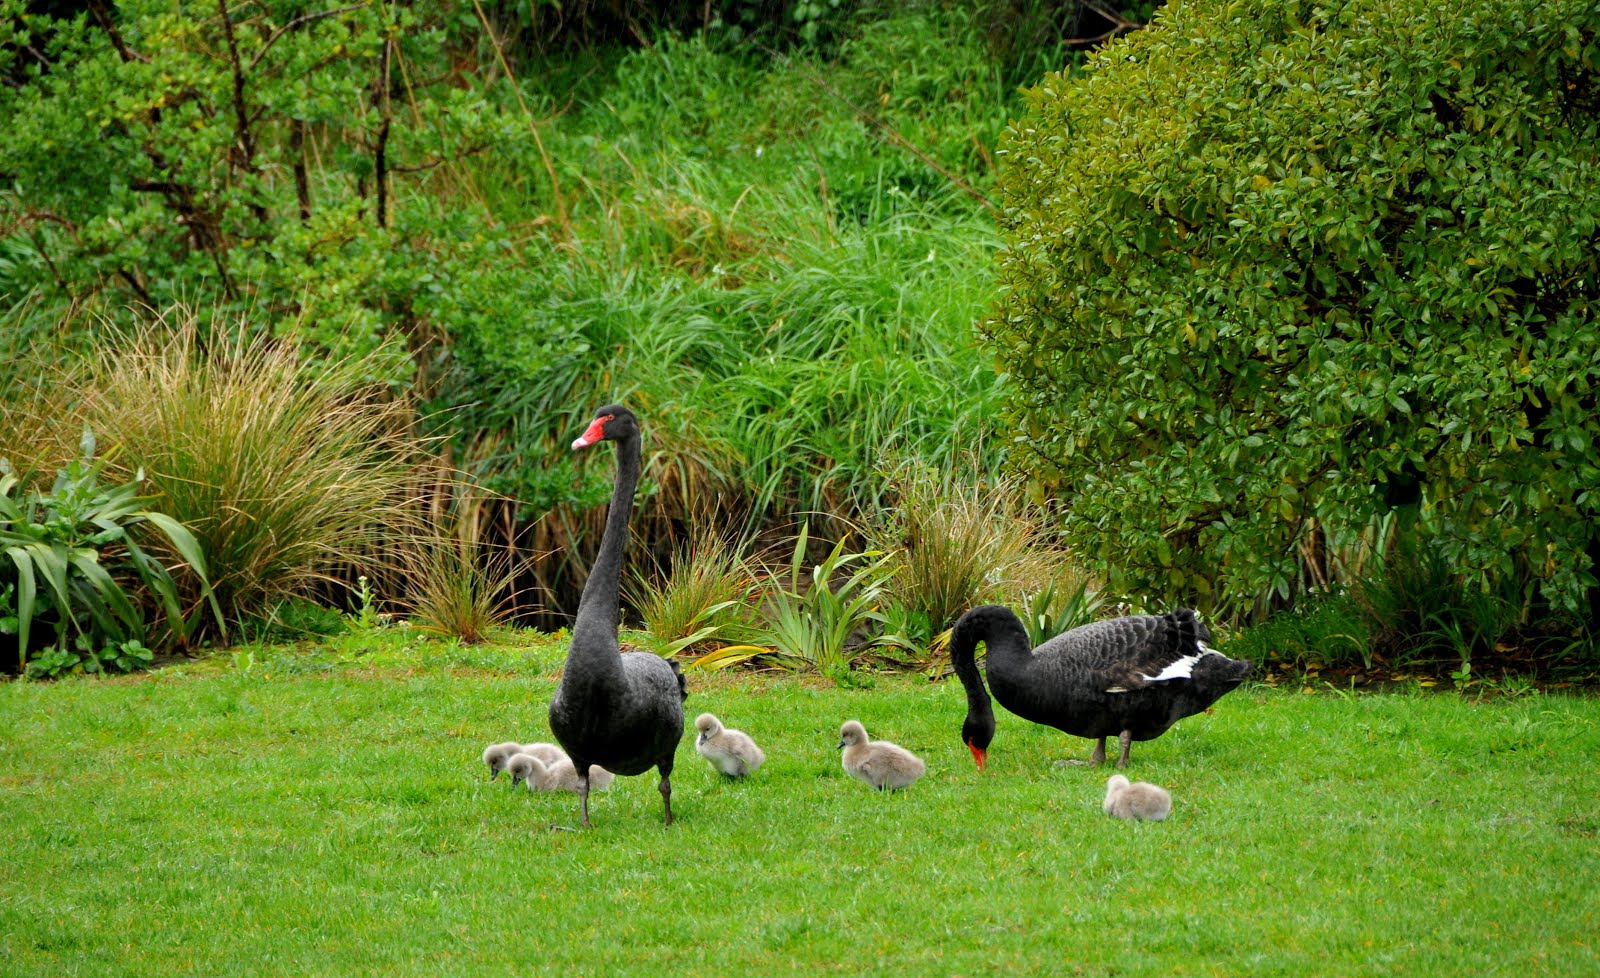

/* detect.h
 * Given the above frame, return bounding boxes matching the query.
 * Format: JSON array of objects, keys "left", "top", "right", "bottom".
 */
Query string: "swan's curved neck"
[
  {"left": 952, "top": 607, "right": 1037, "bottom": 756},
  {"left": 569, "top": 431, "right": 641, "bottom": 663},
  {"left": 951, "top": 618, "right": 998, "bottom": 745}
]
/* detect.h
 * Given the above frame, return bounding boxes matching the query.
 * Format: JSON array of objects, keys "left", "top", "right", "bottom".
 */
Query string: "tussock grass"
[
  {"left": 3, "top": 642, "right": 1596, "bottom": 976},
  {"left": 399, "top": 536, "right": 523, "bottom": 645},
  {"left": 628, "top": 527, "right": 756, "bottom": 656},
  {"left": 870, "top": 463, "right": 1096, "bottom": 634},
  {"left": 65, "top": 313, "right": 431, "bottom": 630}
]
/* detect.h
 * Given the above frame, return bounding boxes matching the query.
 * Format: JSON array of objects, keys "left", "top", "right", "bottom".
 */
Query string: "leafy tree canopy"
[{"left": 987, "top": 0, "right": 1600, "bottom": 620}]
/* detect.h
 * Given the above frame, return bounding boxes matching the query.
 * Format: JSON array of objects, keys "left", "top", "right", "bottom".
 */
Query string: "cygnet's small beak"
[
  {"left": 489, "top": 770, "right": 500, "bottom": 781},
  {"left": 836, "top": 740, "right": 845, "bottom": 750}
]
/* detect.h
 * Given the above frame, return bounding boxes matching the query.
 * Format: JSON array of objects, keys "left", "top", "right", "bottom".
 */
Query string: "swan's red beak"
[
  {"left": 967, "top": 741, "right": 987, "bottom": 771},
  {"left": 572, "top": 414, "right": 613, "bottom": 450}
]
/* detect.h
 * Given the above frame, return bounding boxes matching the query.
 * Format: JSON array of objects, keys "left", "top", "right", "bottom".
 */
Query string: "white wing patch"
[{"left": 1137, "top": 642, "right": 1222, "bottom": 684}]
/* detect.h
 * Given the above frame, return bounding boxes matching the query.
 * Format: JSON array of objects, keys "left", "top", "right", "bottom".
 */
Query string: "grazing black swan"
[
  {"left": 548, "top": 405, "right": 688, "bottom": 826},
  {"left": 950, "top": 604, "right": 1250, "bottom": 770}
]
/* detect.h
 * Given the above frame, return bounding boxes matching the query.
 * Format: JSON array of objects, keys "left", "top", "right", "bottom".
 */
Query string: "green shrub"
[
  {"left": 692, "top": 523, "right": 895, "bottom": 677},
  {"left": 0, "top": 429, "right": 219, "bottom": 676},
  {"left": 400, "top": 540, "right": 521, "bottom": 646},
  {"left": 986, "top": 0, "right": 1600, "bottom": 626}
]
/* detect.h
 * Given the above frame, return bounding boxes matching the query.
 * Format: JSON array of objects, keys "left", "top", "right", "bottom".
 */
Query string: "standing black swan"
[
  {"left": 549, "top": 405, "right": 688, "bottom": 826},
  {"left": 950, "top": 604, "right": 1250, "bottom": 770}
]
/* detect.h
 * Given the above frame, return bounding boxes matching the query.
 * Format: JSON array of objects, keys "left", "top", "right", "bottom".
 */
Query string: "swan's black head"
[
  {"left": 571, "top": 404, "right": 638, "bottom": 450},
  {"left": 961, "top": 714, "right": 993, "bottom": 771}
]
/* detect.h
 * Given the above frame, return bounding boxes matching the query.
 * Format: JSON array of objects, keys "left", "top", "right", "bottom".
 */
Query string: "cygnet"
[
  {"left": 694, "top": 712, "right": 765, "bottom": 777},
  {"left": 837, "top": 719, "right": 925, "bottom": 790},
  {"left": 1102, "top": 774, "right": 1172, "bottom": 821}
]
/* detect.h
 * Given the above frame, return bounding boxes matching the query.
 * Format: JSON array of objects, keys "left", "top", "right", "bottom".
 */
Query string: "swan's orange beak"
[
  {"left": 572, "top": 414, "right": 613, "bottom": 450},
  {"left": 967, "top": 741, "right": 987, "bottom": 771}
]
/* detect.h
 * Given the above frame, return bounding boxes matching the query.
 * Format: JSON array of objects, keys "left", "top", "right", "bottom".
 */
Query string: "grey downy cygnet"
[
  {"left": 517, "top": 742, "right": 568, "bottom": 765},
  {"left": 694, "top": 712, "right": 765, "bottom": 777},
  {"left": 838, "top": 720, "right": 925, "bottom": 790},
  {"left": 507, "top": 753, "right": 615, "bottom": 793},
  {"left": 1103, "top": 774, "right": 1172, "bottom": 821},
  {"left": 482, "top": 741, "right": 524, "bottom": 781}
]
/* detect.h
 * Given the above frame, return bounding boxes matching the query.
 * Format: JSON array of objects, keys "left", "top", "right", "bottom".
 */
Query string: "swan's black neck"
[
  {"left": 567, "top": 429, "right": 640, "bottom": 677},
  {"left": 951, "top": 604, "right": 1030, "bottom": 752}
]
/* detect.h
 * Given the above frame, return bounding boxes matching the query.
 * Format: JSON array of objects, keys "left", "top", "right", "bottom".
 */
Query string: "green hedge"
[{"left": 986, "top": 0, "right": 1600, "bottom": 621}]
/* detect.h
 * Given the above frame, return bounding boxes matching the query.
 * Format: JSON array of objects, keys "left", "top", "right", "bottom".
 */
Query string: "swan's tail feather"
[{"left": 669, "top": 658, "right": 688, "bottom": 702}]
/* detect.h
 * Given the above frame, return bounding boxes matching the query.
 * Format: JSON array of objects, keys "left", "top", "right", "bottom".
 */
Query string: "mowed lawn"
[{"left": 2, "top": 636, "right": 1597, "bottom": 977}]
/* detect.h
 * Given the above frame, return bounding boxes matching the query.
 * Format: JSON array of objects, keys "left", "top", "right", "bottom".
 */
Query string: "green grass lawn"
[{"left": 3, "top": 634, "right": 1598, "bottom": 977}]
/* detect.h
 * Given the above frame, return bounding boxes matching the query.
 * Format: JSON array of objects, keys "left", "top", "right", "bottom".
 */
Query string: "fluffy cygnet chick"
[
  {"left": 1103, "top": 774, "right": 1172, "bottom": 821},
  {"left": 838, "top": 719, "right": 925, "bottom": 790},
  {"left": 517, "top": 741, "right": 569, "bottom": 765},
  {"left": 507, "top": 753, "right": 615, "bottom": 793},
  {"left": 694, "top": 712, "right": 765, "bottom": 777},
  {"left": 482, "top": 741, "right": 524, "bottom": 781}
]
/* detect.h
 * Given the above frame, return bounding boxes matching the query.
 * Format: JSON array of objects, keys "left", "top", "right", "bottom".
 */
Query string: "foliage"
[
  {"left": 986, "top": 0, "right": 1600, "bottom": 627},
  {"left": 1349, "top": 523, "right": 1530, "bottom": 669},
  {"left": 1012, "top": 576, "right": 1112, "bottom": 649},
  {"left": 20, "top": 312, "right": 433, "bottom": 634},
  {"left": 867, "top": 463, "right": 1028, "bottom": 633},
  {"left": 401, "top": 539, "right": 522, "bottom": 645},
  {"left": 628, "top": 527, "right": 756, "bottom": 656},
  {"left": 693, "top": 523, "right": 894, "bottom": 676},
  {"left": 0, "top": 429, "right": 218, "bottom": 676},
  {"left": 1, "top": 0, "right": 1026, "bottom": 622}
]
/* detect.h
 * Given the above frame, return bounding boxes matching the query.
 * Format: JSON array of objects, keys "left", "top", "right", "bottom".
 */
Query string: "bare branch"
[
  {"left": 1066, "top": 2, "right": 1145, "bottom": 47},
  {"left": 248, "top": 3, "right": 373, "bottom": 72}
]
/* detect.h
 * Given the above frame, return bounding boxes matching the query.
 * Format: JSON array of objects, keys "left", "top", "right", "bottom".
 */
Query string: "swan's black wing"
[{"left": 1030, "top": 609, "right": 1215, "bottom": 693}]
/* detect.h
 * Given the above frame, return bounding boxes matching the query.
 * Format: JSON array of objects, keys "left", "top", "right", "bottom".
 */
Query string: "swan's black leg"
[
  {"left": 1089, "top": 737, "right": 1107, "bottom": 766},
  {"left": 656, "top": 753, "right": 676, "bottom": 826},
  {"left": 1116, "top": 730, "right": 1133, "bottom": 769},
  {"left": 577, "top": 768, "right": 591, "bottom": 828}
]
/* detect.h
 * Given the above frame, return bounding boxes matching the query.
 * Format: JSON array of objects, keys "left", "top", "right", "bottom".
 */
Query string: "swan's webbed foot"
[{"left": 1115, "top": 730, "right": 1133, "bottom": 769}]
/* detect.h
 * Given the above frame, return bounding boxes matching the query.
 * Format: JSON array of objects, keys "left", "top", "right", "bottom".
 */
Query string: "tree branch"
[
  {"left": 1065, "top": 2, "right": 1146, "bottom": 47},
  {"left": 88, "top": 0, "right": 150, "bottom": 64},
  {"left": 218, "top": 0, "right": 268, "bottom": 227},
  {"left": 248, "top": 3, "right": 373, "bottom": 73}
]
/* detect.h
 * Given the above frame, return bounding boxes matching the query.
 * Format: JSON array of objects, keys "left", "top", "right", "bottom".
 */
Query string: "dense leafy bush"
[{"left": 987, "top": 0, "right": 1600, "bottom": 627}]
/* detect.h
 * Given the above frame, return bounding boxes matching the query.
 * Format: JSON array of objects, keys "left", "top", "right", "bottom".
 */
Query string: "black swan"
[
  {"left": 950, "top": 604, "right": 1250, "bottom": 770},
  {"left": 548, "top": 405, "right": 688, "bottom": 826}
]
